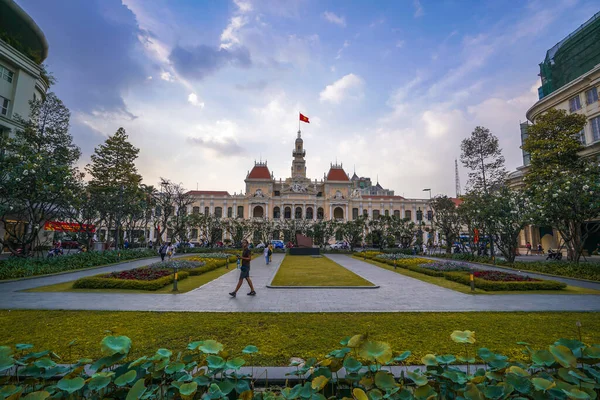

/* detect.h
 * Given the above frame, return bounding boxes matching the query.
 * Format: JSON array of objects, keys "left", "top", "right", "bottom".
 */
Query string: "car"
[
  {"left": 330, "top": 241, "right": 349, "bottom": 250},
  {"left": 270, "top": 240, "right": 285, "bottom": 249},
  {"left": 256, "top": 242, "right": 266, "bottom": 249}
]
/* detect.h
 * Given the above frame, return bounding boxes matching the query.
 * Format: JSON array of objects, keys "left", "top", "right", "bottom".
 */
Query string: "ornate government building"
[{"left": 180, "top": 131, "right": 432, "bottom": 242}]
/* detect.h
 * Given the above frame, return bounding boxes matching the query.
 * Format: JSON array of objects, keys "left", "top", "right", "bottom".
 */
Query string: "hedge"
[
  {"left": 444, "top": 271, "right": 567, "bottom": 291},
  {"left": 72, "top": 270, "right": 190, "bottom": 291}
]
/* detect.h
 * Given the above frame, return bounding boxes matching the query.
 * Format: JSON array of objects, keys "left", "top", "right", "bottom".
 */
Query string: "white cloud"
[
  {"left": 323, "top": 11, "right": 346, "bottom": 27},
  {"left": 396, "top": 40, "right": 405, "bottom": 48},
  {"left": 220, "top": 15, "right": 248, "bottom": 49},
  {"left": 160, "top": 71, "right": 175, "bottom": 82},
  {"left": 319, "top": 73, "right": 364, "bottom": 104},
  {"left": 335, "top": 40, "right": 350, "bottom": 60},
  {"left": 413, "top": 0, "right": 424, "bottom": 17},
  {"left": 188, "top": 93, "right": 205, "bottom": 108},
  {"left": 233, "top": 0, "right": 253, "bottom": 13}
]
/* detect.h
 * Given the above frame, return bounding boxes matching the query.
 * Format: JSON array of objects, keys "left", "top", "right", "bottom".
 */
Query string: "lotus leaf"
[
  {"left": 486, "top": 370, "right": 504, "bottom": 381},
  {"left": 406, "top": 371, "right": 428, "bottom": 387},
  {"left": 88, "top": 375, "right": 112, "bottom": 391},
  {"left": 34, "top": 358, "right": 56, "bottom": 369},
  {"left": 442, "top": 370, "right": 468, "bottom": 384},
  {"left": 470, "top": 375, "right": 485, "bottom": 384},
  {"left": 505, "top": 374, "right": 531, "bottom": 394},
  {"left": 311, "top": 376, "right": 329, "bottom": 391},
  {"left": 193, "top": 375, "right": 211, "bottom": 387},
  {"left": 340, "top": 337, "right": 350, "bottom": 346},
  {"left": 397, "top": 389, "right": 412, "bottom": 400},
  {"left": 311, "top": 393, "right": 327, "bottom": 400},
  {"left": 583, "top": 347, "right": 600, "bottom": 359},
  {"left": 359, "top": 341, "right": 392, "bottom": 364},
  {"left": 57, "top": 377, "right": 85, "bottom": 394},
  {"left": 235, "top": 380, "right": 251, "bottom": 394},
  {"left": 289, "top": 358, "right": 305, "bottom": 367},
  {"left": 359, "top": 376, "right": 373, "bottom": 387},
  {"left": 206, "top": 355, "right": 225, "bottom": 369},
  {"left": 451, "top": 330, "right": 475, "bottom": 344},
  {"left": 421, "top": 354, "right": 438, "bottom": 366},
  {"left": 347, "top": 334, "right": 366, "bottom": 348},
  {"left": 531, "top": 377, "right": 555, "bottom": 391},
  {"left": 550, "top": 345, "right": 577, "bottom": 368},
  {"left": 179, "top": 382, "right": 198, "bottom": 396},
  {"left": 343, "top": 357, "right": 362, "bottom": 373},
  {"left": 156, "top": 348, "right": 172, "bottom": 358},
  {"left": 0, "top": 356, "right": 14, "bottom": 373},
  {"left": 165, "top": 362, "right": 185, "bottom": 374},
  {"left": 242, "top": 345, "right": 258, "bottom": 354},
  {"left": 216, "top": 379, "right": 235, "bottom": 395},
  {"left": 531, "top": 349, "right": 555, "bottom": 367},
  {"left": 583, "top": 365, "right": 600, "bottom": 382},
  {"left": 129, "top": 356, "right": 148, "bottom": 368},
  {"left": 414, "top": 384, "right": 436, "bottom": 399},
  {"left": 457, "top": 355, "right": 476, "bottom": 363},
  {"left": 463, "top": 383, "right": 484, "bottom": 400},
  {"left": 299, "top": 382, "right": 313, "bottom": 398},
  {"left": 488, "top": 359, "right": 508, "bottom": 370},
  {"left": 367, "top": 389, "right": 382, "bottom": 400},
  {"left": 312, "top": 366, "right": 332, "bottom": 380},
  {"left": 435, "top": 354, "right": 456, "bottom": 365},
  {"left": 126, "top": 378, "right": 146, "bottom": 400},
  {"left": 506, "top": 366, "right": 529, "bottom": 376},
  {"left": 101, "top": 336, "right": 132, "bottom": 356},
  {"left": 114, "top": 370, "right": 137, "bottom": 386},
  {"left": 353, "top": 388, "right": 368, "bottom": 400},
  {"left": 22, "top": 391, "right": 50, "bottom": 400},
  {"left": 226, "top": 357, "right": 245, "bottom": 370},
  {"left": 556, "top": 339, "right": 585, "bottom": 357},
  {"left": 557, "top": 368, "right": 580, "bottom": 384},
  {"left": 561, "top": 388, "right": 591, "bottom": 399},
  {"left": 199, "top": 340, "right": 224, "bottom": 354},
  {"left": 329, "top": 348, "right": 351, "bottom": 359},
  {"left": 393, "top": 351, "right": 411, "bottom": 362},
  {"left": 568, "top": 369, "right": 595, "bottom": 383},
  {"left": 239, "top": 390, "right": 253, "bottom": 400},
  {"left": 16, "top": 344, "right": 34, "bottom": 351},
  {"left": 0, "top": 385, "right": 21, "bottom": 397},
  {"left": 483, "top": 385, "right": 505, "bottom": 399}
]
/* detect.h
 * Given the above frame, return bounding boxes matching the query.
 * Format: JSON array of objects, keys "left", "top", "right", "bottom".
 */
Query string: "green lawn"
[
  {"left": 271, "top": 255, "right": 374, "bottom": 286},
  {"left": 1, "top": 310, "right": 597, "bottom": 366},
  {"left": 358, "top": 257, "right": 600, "bottom": 295},
  {"left": 25, "top": 265, "right": 234, "bottom": 294}
]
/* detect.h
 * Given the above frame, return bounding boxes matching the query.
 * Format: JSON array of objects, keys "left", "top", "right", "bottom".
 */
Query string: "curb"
[{"left": 266, "top": 285, "right": 380, "bottom": 289}]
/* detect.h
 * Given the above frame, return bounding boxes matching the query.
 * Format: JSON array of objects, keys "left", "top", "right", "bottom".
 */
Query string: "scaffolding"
[{"left": 538, "top": 11, "right": 600, "bottom": 99}]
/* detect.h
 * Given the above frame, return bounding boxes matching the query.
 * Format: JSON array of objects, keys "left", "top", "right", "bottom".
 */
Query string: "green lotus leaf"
[
  {"left": 311, "top": 376, "right": 329, "bottom": 391},
  {"left": 156, "top": 348, "right": 172, "bottom": 358},
  {"left": 239, "top": 390, "right": 253, "bottom": 400},
  {"left": 359, "top": 341, "right": 392, "bottom": 364},
  {"left": 88, "top": 375, "right": 111, "bottom": 391},
  {"left": 531, "top": 377, "right": 555, "bottom": 392},
  {"left": 531, "top": 350, "right": 556, "bottom": 367},
  {"left": 329, "top": 348, "right": 351, "bottom": 359},
  {"left": 100, "top": 336, "right": 131, "bottom": 356},
  {"left": 226, "top": 357, "right": 245, "bottom": 370},
  {"left": 457, "top": 355, "right": 476, "bottom": 364},
  {"left": 34, "top": 358, "right": 56, "bottom": 369},
  {"left": 477, "top": 348, "right": 494, "bottom": 362},
  {"left": 165, "top": 362, "right": 185, "bottom": 374},
  {"left": 235, "top": 380, "right": 251, "bottom": 394},
  {"left": 421, "top": 354, "right": 438, "bottom": 366},
  {"left": 483, "top": 385, "right": 504, "bottom": 400},
  {"left": 23, "top": 391, "right": 50, "bottom": 400},
  {"left": 561, "top": 388, "right": 591, "bottom": 399},
  {"left": 200, "top": 340, "right": 223, "bottom": 354},
  {"left": 114, "top": 370, "right": 137, "bottom": 386},
  {"left": 463, "top": 383, "right": 484, "bottom": 400},
  {"left": 16, "top": 344, "right": 34, "bottom": 351},
  {"left": 436, "top": 354, "right": 456, "bottom": 365},
  {"left": 505, "top": 374, "right": 531, "bottom": 394},
  {"left": 242, "top": 345, "right": 258, "bottom": 354},
  {"left": 583, "top": 365, "right": 600, "bottom": 382},
  {"left": 414, "top": 384, "right": 436, "bottom": 399},
  {"left": 179, "top": 382, "right": 198, "bottom": 396},
  {"left": 299, "top": 382, "right": 312, "bottom": 398},
  {"left": 129, "top": 356, "right": 148, "bottom": 368},
  {"left": 583, "top": 346, "right": 600, "bottom": 359},
  {"left": 67, "top": 340, "right": 77, "bottom": 347},
  {"left": 558, "top": 367, "right": 580, "bottom": 384},
  {"left": 339, "top": 337, "right": 350, "bottom": 346},
  {"left": 506, "top": 366, "right": 529, "bottom": 376},
  {"left": 193, "top": 375, "right": 211, "bottom": 387},
  {"left": 406, "top": 371, "right": 428, "bottom": 387},
  {"left": 0, "top": 356, "right": 14, "bottom": 372},
  {"left": 353, "top": 388, "right": 368, "bottom": 400},
  {"left": 516, "top": 341, "right": 530, "bottom": 346},
  {"left": 0, "top": 385, "right": 21, "bottom": 398},
  {"left": 568, "top": 369, "right": 595, "bottom": 383},
  {"left": 311, "top": 393, "right": 326, "bottom": 400},
  {"left": 550, "top": 345, "right": 577, "bottom": 368},
  {"left": 442, "top": 370, "right": 468, "bottom": 384},
  {"left": 488, "top": 359, "right": 508, "bottom": 370},
  {"left": 187, "top": 341, "right": 204, "bottom": 350},
  {"left": 555, "top": 339, "right": 585, "bottom": 354},
  {"left": 393, "top": 351, "right": 411, "bottom": 362},
  {"left": 347, "top": 334, "right": 366, "bottom": 348},
  {"left": 217, "top": 379, "right": 235, "bottom": 395},
  {"left": 57, "top": 377, "right": 85, "bottom": 394},
  {"left": 126, "top": 378, "right": 146, "bottom": 400},
  {"left": 206, "top": 355, "right": 225, "bottom": 369},
  {"left": 451, "top": 330, "right": 475, "bottom": 344},
  {"left": 343, "top": 357, "right": 362, "bottom": 373}
]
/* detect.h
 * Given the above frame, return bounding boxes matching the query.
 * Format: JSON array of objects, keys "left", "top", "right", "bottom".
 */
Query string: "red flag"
[{"left": 299, "top": 113, "right": 310, "bottom": 123}]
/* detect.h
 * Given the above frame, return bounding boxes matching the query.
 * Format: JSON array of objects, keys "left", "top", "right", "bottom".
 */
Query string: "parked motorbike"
[
  {"left": 546, "top": 249, "right": 563, "bottom": 261},
  {"left": 47, "top": 247, "right": 64, "bottom": 258}
]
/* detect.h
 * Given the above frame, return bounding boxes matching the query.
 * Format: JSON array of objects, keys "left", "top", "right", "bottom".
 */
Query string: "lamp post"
[{"left": 422, "top": 188, "right": 432, "bottom": 251}]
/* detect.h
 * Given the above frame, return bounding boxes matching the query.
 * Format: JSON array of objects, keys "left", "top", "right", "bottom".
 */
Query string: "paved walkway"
[{"left": 0, "top": 254, "right": 598, "bottom": 312}]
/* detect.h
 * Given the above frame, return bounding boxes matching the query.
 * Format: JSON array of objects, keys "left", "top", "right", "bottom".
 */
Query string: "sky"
[{"left": 17, "top": 0, "right": 600, "bottom": 198}]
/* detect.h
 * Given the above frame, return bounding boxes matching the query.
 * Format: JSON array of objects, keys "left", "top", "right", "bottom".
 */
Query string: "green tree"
[
  {"left": 222, "top": 218, "right": 252, "bottom": 247},
  {"left": 336, "top": 216, "right": 366, "bottom": 251},
  {"left": 86, "top": 127, "right": 142, "bottom": 249},
  {"left": 0, "top": 94, "right": 81, "bottom": 256},
  {"left": 522, "top": 108, "right": 600, "bottom": 262},
  {"left": 430, "top": 196, "right": 461, "bottom": 253},
  {"left": 251, "top": 219, "right": 275, "bottom": 246}
]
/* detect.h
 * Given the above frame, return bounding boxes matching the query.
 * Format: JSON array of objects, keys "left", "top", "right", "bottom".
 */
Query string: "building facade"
[{"left": 156, "top": 130, "right": 433, "bottom": 244}]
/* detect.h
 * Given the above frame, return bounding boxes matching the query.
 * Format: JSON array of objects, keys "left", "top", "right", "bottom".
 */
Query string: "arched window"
[
  {"left": 385, "top": 209, "right": 389, "bottom": 217},
  {"left": 363, "top": 209, "right": 368, "bottom": 217},
  {"left": 373, "top": 210, "right": 380, "bottom": 219},
  {"left": 295, "top": 207, "right": 302, "bottom": 219},
  {"left": 333, "top": 207, "right": 344, "bottom": 220},
  {"left": 253, "top": 205, "right": 264, "bottom": 218},
  {"left": 306, "top": 207, "right": 313, "bottom": 219},
  {"left": 284, "top": 207, "right": 291, "bottom": 219},
  {"left": 427, "top": 210, "right": 433, "bottom": 221},
  {"left": 416, "top": 208, "right": 423, "bottom": 221},
  {"left": 273, "top": 206, "right": 281, "bottom": 219},
  {"left": 405, "top": 210, "right": 412, "bottom": 220},
  {"left": 214, "top": 207, "right": 222, "bottom": 218},
  {"left": 204, "top": 207, "right": 209, "bottom": 216},
  {"left": 352, "top": 208, "right": 359, "bottom": 220},
  {"left": 227, "top": 207, "right": 232, "bottom": 218},
  {"left": 237, "top": 206, "right": 244, "bottom": 218},
  {"left": 192, "top": 206, "right": 200, "bottom": 214},
  {"left": 317, "top": 207, "right": 324, "bottom": 219},
  {"left": 393, "top": 210, "right": 400, "bottom": 218}
]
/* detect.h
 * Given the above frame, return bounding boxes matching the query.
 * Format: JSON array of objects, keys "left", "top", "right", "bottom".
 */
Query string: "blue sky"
[{"left": 17, "top": 0, "right": 600, "bottom": 198}]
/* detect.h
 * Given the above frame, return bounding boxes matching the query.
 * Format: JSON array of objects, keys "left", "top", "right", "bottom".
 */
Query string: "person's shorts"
[{"left": 240, "top": 266, "right": 250, "bottom": 279}]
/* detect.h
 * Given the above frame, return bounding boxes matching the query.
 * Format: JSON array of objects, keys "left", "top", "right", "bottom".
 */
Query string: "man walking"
[{"left": 229, "top": 239, "right": 256, "bottom": 297}]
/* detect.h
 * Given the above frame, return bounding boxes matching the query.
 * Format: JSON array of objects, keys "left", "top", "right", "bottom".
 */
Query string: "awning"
[{"left": 44, "top": 221, "right": 96, "bottom": 233}]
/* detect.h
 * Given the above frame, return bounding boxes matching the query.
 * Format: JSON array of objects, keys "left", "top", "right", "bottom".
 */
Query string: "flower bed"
[
  {"left": 185, "top": 252, "right": 233, "bottom": 259},
  {"left": 445, "top": 272, "right": 566, "bottom": 291},
  {"left": 375, "top": 253, "right": 416, "bottom": 260},
  {"left": 149, "top": 260, "right": 206, "bottom": 270},
  {"left": 105, "top": 267, "right": 172, "bottom": 281},
  {"left": 72, "top": 270, "right": 189, "bottom": 291},
  {"left": 474, "top": 270, "right": 540, "bottom": 282},
  {"left": 419, "top": 261, "right": 473, "bottom": 272}
]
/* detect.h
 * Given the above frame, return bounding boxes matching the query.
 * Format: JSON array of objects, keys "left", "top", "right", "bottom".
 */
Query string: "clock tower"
[{"left": 291, "top": 130, "right": 307, "bottom": 179}]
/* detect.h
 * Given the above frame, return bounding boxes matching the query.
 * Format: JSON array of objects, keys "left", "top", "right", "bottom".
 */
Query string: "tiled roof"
[
  {"left": 363, "top": 195, "right": 405, "bottom": 200},
  {"left": 450, "top": 197, "right": 463, "bottom": 206},
  {"left": 187, "top": 190, "right": 230, "bottom": 196},
  {"left": 247, "top": 165, "right": 271, "bottom": 179},
  {"left": 326, "top": 167, "right": 349, "bottom": 181}
]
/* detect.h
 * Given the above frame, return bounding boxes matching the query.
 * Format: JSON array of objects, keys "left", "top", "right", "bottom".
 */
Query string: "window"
[
  {"left": 192, "top": 206, "right": 200, "bottom": 214},
  {"left": 586, "top": 87, "right": 598, "bottom": 105},
  {"left": 0, "top": 96, "right": 9, "bottom": 116},
  {"left": 384, "top": 209, "right": 389, "bottom": 217},
  {"left": 306, "top": 207, "right": 313, "bottom": 219},
  {"left": 373, "top": 210, "right": 380, "bottom": 219},
  {"left": 405, "top": 210, "right": 412, "bottom": 220},
  {"left": 274, "top": 191, "right": 280, "bottom": 196},
  {"left": 416, "top": 209, "right": 423, "bottom": 221},
  {"left": 0, "top": 66, "right": 13, "bottom": 83},
  {"left": 569, "top": 95, "right": 581, "bottom": 112},
  {"left": 204, "top": 207, "right": 209, "bottom": 216},
  {"left": 295, "top": 207, "right": 302, "bottom": 219},
  {"left": 317, "top": 207, "right": 324, "bottom": 219},
  {"left": 578, "top": 129, "right": 586, "bottom": 145},
  {"left": 191, "top": 229, "right": 198, "bottom": 239},
  {"left": 591, "top": 116, "right": 600, "bottom": 142},
  {"left": 227, "top": 207, "right": 232, "bottom": 218},
  {"left": 393, "top": 210, "right": 400, "bottom": 218},
  {"left": 214, "top": 207, "right": 222, "bottom": 218},
  {"left": 363, "top": 209, "right": 368, "bottom": 217},
  {"left": 237, "top": 206, "right": 244, "bottom": 218},
  {"left": 427, "top": 210, "right": 433, "bottom": 221},
  {"left": 273, "top": 207, "right": 281, "bottom": 219},
  {"left": 284, "top": 207, "right": 291, "bottom": 219},
  {"left": 352, "top": 208, "right": 359, "bottom": 220}
]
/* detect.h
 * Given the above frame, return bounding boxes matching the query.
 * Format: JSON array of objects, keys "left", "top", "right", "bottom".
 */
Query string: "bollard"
[
  {"left": 394, "top": 259, "right": 397, "bottom": 269},
  {"left": 470, "top": 273, "right": 475, "bottom": 292},
  {"left": 226, "top": 257, "right": 229, "bottom": 269},
  {"left": 172, "top": 268, "right": 178, "bottom": 292}
]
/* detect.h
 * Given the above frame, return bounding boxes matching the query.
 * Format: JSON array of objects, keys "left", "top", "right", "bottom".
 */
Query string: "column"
[
  {"left": 345, "top": 204, "right": 348, "bottom": 221},
  {"left": 329, "top": 204, "right": 333, "bottom": 220},
  {"left": 266, "top": 203, "right": 269, "bottom": 220},
  {"left": 313, "top": 204, "right": 317, "bottom": 221}
]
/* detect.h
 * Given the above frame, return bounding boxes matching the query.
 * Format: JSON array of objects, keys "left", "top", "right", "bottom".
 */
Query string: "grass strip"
[
  {"left": 271, "top": 255, "right": 374, "bottom": 286},
  {"left": 357, "top": 257, "right": 600, "bottom": 295},
  {"left": 0, "top": 310, "right": 597, "bottom": 366}
]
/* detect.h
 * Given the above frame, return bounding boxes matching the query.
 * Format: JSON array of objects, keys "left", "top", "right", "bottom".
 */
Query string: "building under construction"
[{"left": 538, "top": 11, "right": 600, "bottom": 99}]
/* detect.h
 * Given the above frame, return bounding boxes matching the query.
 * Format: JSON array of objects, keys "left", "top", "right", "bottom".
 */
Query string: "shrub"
[
  {"left": 419, "top": 261, "right": 473, "bottom": 272},
  {"left": 73, "top": 270, "right": 189, "bottom": 291},
  {"left": 444, "top": 272, "right": 566, "bottom": 291},
  {"left": 473, "top": 270, "right": 540, "bottom": 282},
  {"left": 0, "top": 249, "right": 159, "bottom": 280},
  {"left": 105, "top": 267, "right": 172, "bottom": 281}
]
